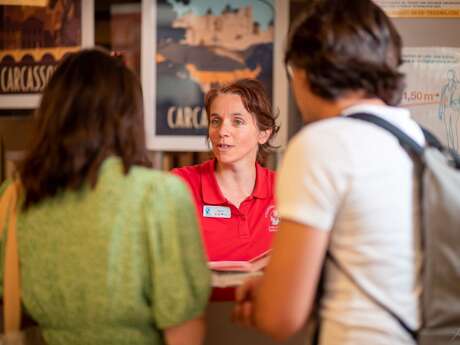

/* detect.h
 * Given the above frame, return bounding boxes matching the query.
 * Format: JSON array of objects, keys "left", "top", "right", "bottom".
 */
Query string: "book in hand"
[{"left": 209, "top": 249, "right": 271, "bottom": 288}]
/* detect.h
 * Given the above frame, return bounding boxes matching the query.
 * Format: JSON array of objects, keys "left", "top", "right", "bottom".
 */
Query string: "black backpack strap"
[
  {"left": 328, "top": 253, "right": 418, "bottom": 341},
  {"left": 342, "top": 112, "right": 421, "bottom": 340},
  {"left": 350, "top": 113, "right": 460, "bottom": 170},
  {"left": 421, "top": 127, "right": 443, "bottom": 151},
  {"left": 420, "top": 127, "right": 460, "bottom": 169},
  {"left": 348, "top": 113, "right": 424, "bottom": 157}
]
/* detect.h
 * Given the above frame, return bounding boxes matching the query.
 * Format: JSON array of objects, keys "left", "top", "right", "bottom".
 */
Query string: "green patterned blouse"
[{"left": 0, "top": 157, "right": 211, "bottom": 345}]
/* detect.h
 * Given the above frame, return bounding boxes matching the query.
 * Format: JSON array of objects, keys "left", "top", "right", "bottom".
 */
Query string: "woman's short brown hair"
[
  {"left": 204, "top": 78, "right": 280, "bottom": 164},
  {"left": 20, "top": 47, "right": 150, "bottom": 209},
  {"left": 285, "top": 0, "right": 405, "bottom": 106}
]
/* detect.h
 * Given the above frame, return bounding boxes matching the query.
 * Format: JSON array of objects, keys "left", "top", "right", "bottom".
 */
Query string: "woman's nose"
[{"left": 218, "top": 121, "right": 231, "bottom": 136}]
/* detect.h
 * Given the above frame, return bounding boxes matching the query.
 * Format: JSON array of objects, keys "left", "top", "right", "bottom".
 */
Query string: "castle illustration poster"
[{"left": 154, "top": 0, "right": 275, "bottom": 136}]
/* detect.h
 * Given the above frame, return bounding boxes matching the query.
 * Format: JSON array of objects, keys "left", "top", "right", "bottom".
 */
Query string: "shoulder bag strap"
[
  {"left": 327, "top": 253, "right": 417, "bottom": 340},
  {"left": 344, "top": 112, "right": 420, "bottom": 340},
  {"left": 348, "top": 113, "right": 425, "bottom": 157},
  {"left": 0, "top": 181, "right": 22, "bottom": 333},
  {"left": 421, "top": 127, "right": 443, "bottom": 151}
]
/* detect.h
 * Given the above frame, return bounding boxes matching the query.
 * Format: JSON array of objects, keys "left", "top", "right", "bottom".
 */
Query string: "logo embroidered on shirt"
[{"left": 265, "top": 205, "right": 279, "bottom": 232}]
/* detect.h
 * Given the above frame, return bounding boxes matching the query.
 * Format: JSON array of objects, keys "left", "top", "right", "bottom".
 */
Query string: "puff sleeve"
[{"left": 144, "top": 174, "right": 211, "bottom": 328}]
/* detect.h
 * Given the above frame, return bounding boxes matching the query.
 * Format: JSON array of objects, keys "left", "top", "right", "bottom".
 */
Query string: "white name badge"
[{"left": 203, "top": 205, "right": 231, "bottom": 218}]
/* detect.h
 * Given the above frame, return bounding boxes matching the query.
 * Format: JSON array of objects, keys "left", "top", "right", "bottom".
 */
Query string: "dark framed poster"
[
  {"left": 142, "top": 0, "right": 288, "bottom": 151},
  {"left": 0, "top": 0, "right": 94, "bottom": 109}
]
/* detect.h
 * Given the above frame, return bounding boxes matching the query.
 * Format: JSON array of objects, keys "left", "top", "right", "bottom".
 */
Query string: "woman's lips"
[{"left": 216, "top": 144, "right": 233, "bottom": 151}]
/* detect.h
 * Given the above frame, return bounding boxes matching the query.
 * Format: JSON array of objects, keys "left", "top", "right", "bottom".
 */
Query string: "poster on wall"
[
  {"left": 374, "top": 0, "right": 460, "bottom": 17},
  {"left": 0, "top": 0, "right": 94, "bottom": 109},
  {"left": 400, "top": 47, "right": 460, "bottom": 153},
  {"left": 142, "top": 0, "right": 288, "bottom": 151}
]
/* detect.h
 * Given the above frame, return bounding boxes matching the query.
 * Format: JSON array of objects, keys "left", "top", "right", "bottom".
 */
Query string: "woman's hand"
[
  {"left": 232, "top": 275, "right": 262, "bottom": 328},
  {"left": 231, "top": 220, "right": 330, "bottom": 341}
]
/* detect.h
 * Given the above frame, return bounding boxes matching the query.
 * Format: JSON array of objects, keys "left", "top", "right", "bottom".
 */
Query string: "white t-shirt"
[{"left": 277, "top": 104, "right": 424, "bottom": 345}]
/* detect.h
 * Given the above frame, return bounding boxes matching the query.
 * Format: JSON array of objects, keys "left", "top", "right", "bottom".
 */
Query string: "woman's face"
[{"left": 208, "top": 93, "right": 269, "bottom": 167}]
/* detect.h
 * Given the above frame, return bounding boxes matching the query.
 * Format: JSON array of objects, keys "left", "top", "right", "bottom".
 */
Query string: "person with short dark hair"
[
  {"left": 0, "top": 48, "right": 211, "bottom": 345},
  {"left": 172, "top": 79, "right": 280, "bottom": 300},
  {"left": 233, "top": 1, "right": 422, "bottom": 344}
]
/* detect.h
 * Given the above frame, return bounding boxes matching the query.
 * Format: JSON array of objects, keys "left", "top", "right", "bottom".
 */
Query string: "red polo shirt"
[{"left": 172, "top": 159, "right": 278, "bottom": 262}]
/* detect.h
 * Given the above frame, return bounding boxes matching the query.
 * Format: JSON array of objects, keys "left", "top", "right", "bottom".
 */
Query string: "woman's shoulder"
[
  {"left": 171, "top": 159, "right": 214, "bottom": 182},
  {"left": 101, "top": 156, "right": 186, "bottom": 191}
]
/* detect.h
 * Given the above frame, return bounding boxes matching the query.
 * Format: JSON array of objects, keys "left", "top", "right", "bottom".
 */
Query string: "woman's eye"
[
  {"left": 233, "top": 118, "right": 245, "bottom": 126},
  {"left": 210, "top": 118, "right": 221, "bottom": 126}
]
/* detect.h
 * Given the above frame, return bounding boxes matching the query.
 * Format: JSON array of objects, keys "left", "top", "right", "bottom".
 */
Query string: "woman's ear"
[{"left": 258, "top": 128, "right": 272, "bottom": 145}]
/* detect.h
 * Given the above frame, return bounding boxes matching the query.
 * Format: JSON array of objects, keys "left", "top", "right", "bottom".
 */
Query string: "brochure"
[
  {"left": 208, "top": 249, "right": 271, "bottom": 272},
  {"left": 209, "top": 249, "right": 271, "bottom": 287},
  {"left": 211, "top": 270, "right": 263, "bottom": 288}
]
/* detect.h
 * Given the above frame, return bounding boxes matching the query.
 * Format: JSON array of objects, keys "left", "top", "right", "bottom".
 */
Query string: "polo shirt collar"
[
  {"left": 252, "top": 162, "right": 270, "bottom": 199},
  {"left": 201, "top": 159, "right": 270, "bottom": 204}
]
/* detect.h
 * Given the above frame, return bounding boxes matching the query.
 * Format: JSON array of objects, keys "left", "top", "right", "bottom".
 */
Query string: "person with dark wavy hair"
[
  {"left": 0, "top": 48, "right": 210, "bottom": 345},
  {"left": 234, "top": 1, "right": 423, "bottom": 344},
  {"left": 284, "top": 0, "right": 405, "bottom": 108},
  {"left": 172, "top": 78, "right": 279, "bottom": 300}
]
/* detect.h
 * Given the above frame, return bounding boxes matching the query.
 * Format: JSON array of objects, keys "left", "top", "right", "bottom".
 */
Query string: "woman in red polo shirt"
[{"left": 172, "top": 78, "right": 280, "bottom": 266}]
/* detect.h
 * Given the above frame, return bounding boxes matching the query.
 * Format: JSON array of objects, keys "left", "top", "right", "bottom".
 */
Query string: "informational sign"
[
  {"left": 0, "top": 0, "right": 48, "bottom": 5},
  {"left": 0, "top": 0, "right": 94, "bottom": 108},
  {"left": 375, "top": 0, "right": 460, "bottom": 17},
  {"left": 401, "top": 47, "right": 460, "bottom": 153},
  {"left": 142, "top": 0, "right": 288, "bottom": 151}
]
